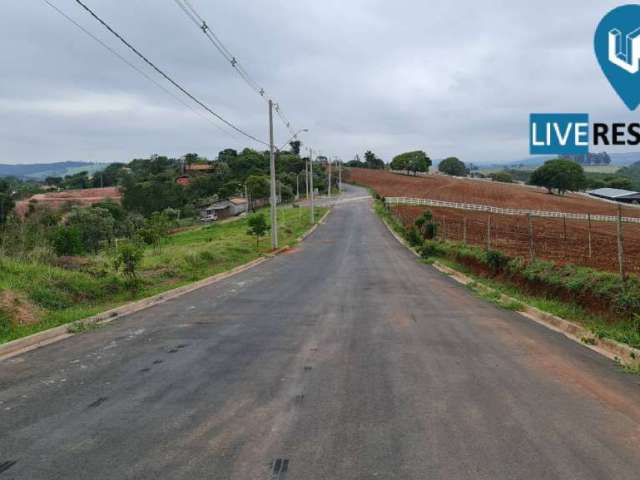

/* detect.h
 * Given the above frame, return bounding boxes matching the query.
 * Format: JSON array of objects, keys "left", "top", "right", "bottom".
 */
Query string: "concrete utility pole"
[
  {"left": 338, "top": 158, "right": 342, "bottom": 191},
  {"left": 268, "top": 99, "right": 278, "bottom": 249},
  {"left": 305, "top": 160, "right": 309, "bottom": 199},
  {"left": 309, "top": 149, "right": 315, "bottom": 223},
  {"left": 328, "top": 157, "right": 332, "bottom": 200}
]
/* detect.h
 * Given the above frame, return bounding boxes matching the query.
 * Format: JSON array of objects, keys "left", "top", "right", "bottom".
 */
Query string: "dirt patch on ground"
[{"left": 0, "top": 290, "right": 41, "bottom": 326}]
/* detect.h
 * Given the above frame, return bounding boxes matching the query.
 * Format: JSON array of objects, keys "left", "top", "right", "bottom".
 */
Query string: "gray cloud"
[{"left": 0, "top": 0, "right": 634, "bottom": 165}]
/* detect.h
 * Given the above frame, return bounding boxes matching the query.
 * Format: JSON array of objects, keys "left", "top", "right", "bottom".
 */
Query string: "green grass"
[
  {"left": 0, "top": 206, "right": 327, "bottom": 344},
  {"left": 370, "top": 197, "right": 640, "bottom": 351},
  {"left": 431, "top": 256, "right": 640, "bottom": 349}
]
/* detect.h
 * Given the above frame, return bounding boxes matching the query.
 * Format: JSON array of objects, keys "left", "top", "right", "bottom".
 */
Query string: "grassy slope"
[
  {"left": 372, "top": 199, "right": 640, "bottom": 350},
  {"left": 0, "top": 206, "right": 326, "bottom": 344}
]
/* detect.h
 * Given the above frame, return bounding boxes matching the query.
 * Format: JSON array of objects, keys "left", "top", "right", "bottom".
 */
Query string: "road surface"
[{"left": 1, "top": 185, "right": 640, "bottom": 479}]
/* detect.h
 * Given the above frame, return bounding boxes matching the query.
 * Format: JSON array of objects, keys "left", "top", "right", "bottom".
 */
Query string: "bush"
[
  {"left": 51, "top": 226, "right": 84, "bottom": 256},
  {"left": 489, "top": 172, "right": 513, "bottom": 183},
  {"left": 419, "top": 240, "right": 444, "bottom": 258},
  {"left": 113, "top": 240, "right": 144, "bottom": 291},
  {"left": 415, "top": 211, "right": 437, "bottom": 239},
  {"left": 484, "top": 250, "right": 510, "bottom": 274},
  {"left": 405, "top": 226, "right": 422, "bottom": 246}
]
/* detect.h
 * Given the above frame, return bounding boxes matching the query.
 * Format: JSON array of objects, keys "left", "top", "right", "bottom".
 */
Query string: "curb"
[
  {"left": 378, "top": 210, "right": 640, "bottom": 368},
  {"left": 0, "top": 209, "right": 332, "bottom": 362},
  {"left": 297, "top": 208, "right": 331, "bottom": 242}
]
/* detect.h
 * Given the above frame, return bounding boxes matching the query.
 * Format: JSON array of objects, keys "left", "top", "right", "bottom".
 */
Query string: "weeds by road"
[{"left": 0, "top": 206, "right": 326, "bottom": 344}]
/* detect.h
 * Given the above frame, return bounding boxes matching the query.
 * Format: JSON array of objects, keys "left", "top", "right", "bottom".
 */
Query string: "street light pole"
[
  {"left": 268, "top": 99, "right": 278, "bottom": 249},
  {"left": 338, "top": 158, "right": 342, "bottom": 191}
]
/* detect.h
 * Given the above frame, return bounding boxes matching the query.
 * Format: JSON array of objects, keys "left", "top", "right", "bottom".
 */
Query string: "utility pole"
[
  {"left": 268, "top": 99, "right": 277, "bottom": 249},
  {"left": 338, "top": 158, "right": 342, "bottom": 191},
  {"left": 305, "top": 160, "right": 309, "bottom": 199},
  {"left": 328, "top": 157, "right": 332, "bottom": 200},
  {"left": 309, "top": 149, "right": 315, "bottom": 223},
  {"left": 296, "top": 174, "right": 299, "bottom": 200}
]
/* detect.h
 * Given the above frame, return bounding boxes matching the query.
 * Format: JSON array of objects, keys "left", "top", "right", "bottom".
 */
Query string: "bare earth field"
[
  {"left": 15, "top": 187, "right": 122, "bottom": 217},
  {"left": 349, "top": 169, "right": 640, "bottom": 274}
]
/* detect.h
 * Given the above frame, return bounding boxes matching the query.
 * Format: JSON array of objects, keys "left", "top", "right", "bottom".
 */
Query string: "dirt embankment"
[{"left": 15, "top": 187, "right": 122, "bottom": 217}]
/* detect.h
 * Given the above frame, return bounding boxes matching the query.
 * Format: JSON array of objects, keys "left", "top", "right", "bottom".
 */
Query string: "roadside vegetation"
[
  {"left": 0, "top": 205, "right": 325, "bottom": 344},
  {"left": 373, "top": 198, "right": 640, "bottom": 350},
  {"left": 0, "top": 142, "right": 334, "bottom": 344}
]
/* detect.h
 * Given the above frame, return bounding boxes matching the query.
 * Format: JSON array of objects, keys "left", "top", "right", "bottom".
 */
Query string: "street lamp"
[{"left": 277, "top": 128, "right": 309, "bottom": 152}]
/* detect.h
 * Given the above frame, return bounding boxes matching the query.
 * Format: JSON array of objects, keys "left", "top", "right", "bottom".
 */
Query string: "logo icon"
[{"left": 595, "top": 5, "right": 640, "bottom": 110}]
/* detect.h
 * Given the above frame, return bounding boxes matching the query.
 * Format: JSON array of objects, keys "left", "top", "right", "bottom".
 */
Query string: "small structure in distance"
[
  {"left": 588, "top": 187, "right": 640, "bottom": 204},
  {"left": 200, "top": 197, "right": 248, "bottom": 222}
]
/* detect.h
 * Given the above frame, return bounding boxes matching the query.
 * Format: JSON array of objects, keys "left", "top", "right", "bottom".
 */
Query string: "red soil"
[
  {"left": 15, "top": 187, "right": 122, "bottom": 217},
  {"left": 348, "top": 169, "right": 640, "bottom": 275}
]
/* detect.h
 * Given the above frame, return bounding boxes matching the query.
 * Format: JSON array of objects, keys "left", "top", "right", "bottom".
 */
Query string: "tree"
[
  {"left": 51, "top": 226, "right": 83, "bottom": 256},
  {"left": 289, "top": 140, "right": 301, "bottom": 155},
  {"left": 489, "top": 172, "right": 513, "bottom": 183},
  {"left": 246, "top": 175, "right": 270, "bottom": 209},
  {"left": 45, "top": 176, "right": 63, "bottom": 187},
  {"left": 0, "top": 180, "right": 15, "bottom": 225},
  {"left": 438, "top": 157, "right": 468, "bottom": 177},
  {"left": 113, "top": 240, "right": 144, "bottom": 291},
  {"left": 138, "top": 211, "right": 173, "bottom": 248},
  {"left": 247, "top": 213, "right": 269, "bottom": 248},
  {"left": 529, "top": 159, "right": 587, "bottom": 195},
  {"left": 390, "top": 151, "right": 431, "bottom": 175},
  {"left": 65, "top": 206, "right": 115, "bottom": 253},
  {"left": 364, "top": 151, "right": 385, "bottom": 169},
  {"left": 605, "top": 176, "right": 634, "bottom": 190},
  {"left": 414, "top": 210, "right": 437, "bottom": 239}
]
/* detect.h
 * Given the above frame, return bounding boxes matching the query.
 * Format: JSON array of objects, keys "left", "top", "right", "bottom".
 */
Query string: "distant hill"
[
  {"left": 0, "top": 162, "right": 107, "bottom": 180},
  {"left": 480, "top": 152, "right": 640, "bottom": 171}
]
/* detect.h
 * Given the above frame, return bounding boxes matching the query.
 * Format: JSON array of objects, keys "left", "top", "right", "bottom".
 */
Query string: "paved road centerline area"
[{"left": 1, "top": 185, "right": 639, "bottom": 479}]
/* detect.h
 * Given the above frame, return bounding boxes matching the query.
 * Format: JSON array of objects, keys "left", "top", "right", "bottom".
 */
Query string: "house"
[
  {"left": 185, "top": 163, "right": 212, "bottom": 172},
  {"left": 588, "top": 188, "right": 640, "bottom": 204},
  {"left": 175, "top": 175, "right": 191, "bottom": 186},
  {"left": 199, "top": 197, "right": 248, "bottom": 222}
]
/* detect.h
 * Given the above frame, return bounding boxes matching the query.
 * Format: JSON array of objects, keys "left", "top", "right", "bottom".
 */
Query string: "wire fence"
[{"left": 386, "top": 199, "right": 640, "bottom": 278}]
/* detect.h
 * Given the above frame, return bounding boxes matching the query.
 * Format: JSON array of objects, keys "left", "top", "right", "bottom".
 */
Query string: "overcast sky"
[{"left": 1, "top": 0, "right": 637, "bottom": 165}]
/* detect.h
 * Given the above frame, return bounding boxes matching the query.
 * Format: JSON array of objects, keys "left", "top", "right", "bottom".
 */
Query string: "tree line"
[{"left": 0, "top": 143, "right": 332, "bottom": 261}]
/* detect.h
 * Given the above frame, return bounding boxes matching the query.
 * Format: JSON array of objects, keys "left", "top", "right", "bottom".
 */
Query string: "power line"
[
  {"left": 71, "top": 0, "right": 268, "bottom": 146},
  {"left": 42, "top": 0, "right": 241, "bottom": 141},
  {"left": 172, "top": 0, "right": 299, "bottom": 137}
]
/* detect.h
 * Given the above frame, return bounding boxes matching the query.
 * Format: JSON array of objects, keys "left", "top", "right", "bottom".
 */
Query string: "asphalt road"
[{"left": 1, "top": 185, "right": 640, "bottom": 479}]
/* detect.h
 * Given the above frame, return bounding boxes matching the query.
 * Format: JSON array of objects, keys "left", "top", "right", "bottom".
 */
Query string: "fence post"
[
  {"left": 527, "top": 213, "right": 534, "bottom": 262},
  {"left": 463, "top": 217, "right": 467, "bottom": 245},
  {"left": 486, "top": 215, "right": 491, "bottom": 250},
  {"left": 617, "top": 205, "right": 625, "bottom": 281},
  {"left": 443, "top": 216, "right": 447, "bottom": 241},
  {"left": 587, "top": 213, "right": 592, "bottom": 259},
  {"left": 563, "top": 215, "right": 567, "bottom": 241}
]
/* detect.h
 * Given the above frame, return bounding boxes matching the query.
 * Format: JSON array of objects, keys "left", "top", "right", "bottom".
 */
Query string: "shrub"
[
  {"left": 113, "top": 240, "right": 144, "bottom": 291},
  {"left": 485, "top": 250, "right": 510, "bottom": 275},
  {"left": 414, "top": 210, "right": 437, "bottom": 239},
  {"left": 247, "top": 213, "right": 269, "bottom": 249},
  {"left": 405, "top": 226, "right": 422, "bottom": 247},
  {"left": 419, "top": 240, "right": 444, "bottom": 258},
  {"left": 51, "top": 226, "right": 84, "bottom": 256}
]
